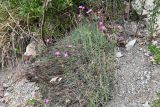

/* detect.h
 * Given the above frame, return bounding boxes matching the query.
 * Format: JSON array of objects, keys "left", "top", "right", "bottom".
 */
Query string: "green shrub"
[
  {"left": 148, "top": 44, "right": 160, "bottom": 64},
  {"left": 70, "top": 23, "right": 114, "bottom": 106},
  {"left": 153, "top": 93, "right": 160, "bottom": 107},
  {"left": 70, "top": 22, "right": 114, "bottom": 57},
  {"left": 37, "top": 23, "right": 115, "bottom": 106},
  {"left": 8, "top": 0, "right": 43, "bottom": 20}
]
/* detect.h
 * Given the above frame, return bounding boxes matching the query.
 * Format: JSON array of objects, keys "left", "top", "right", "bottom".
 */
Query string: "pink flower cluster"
[
  {"left": 79, "top": 5, "right": 85, "bottom": 10},
  {"left": 54, "top": 45, "right": 72, "bottom": 58},
  {"left": 44, "top": 98, "right": 50, "bottom": 104},
  {"left": 54, "top": 50, "right": 61, "bottom": 57},
  {"left": 78, "top": 5, "right": 93, "bottom": 14}
]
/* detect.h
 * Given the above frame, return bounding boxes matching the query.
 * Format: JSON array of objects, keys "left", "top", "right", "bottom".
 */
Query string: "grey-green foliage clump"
[
  {"left": 148, "top": 0, "right": 160, "bottom": 36},
  {"left": 70, "top": 23, "right": 114, "bottom": 57},
  {"left": 38, "top": 23, "right": 115, "bottom": 106},
  {"left": 69, "top": 23, "right": 115, "bottom": 106}
]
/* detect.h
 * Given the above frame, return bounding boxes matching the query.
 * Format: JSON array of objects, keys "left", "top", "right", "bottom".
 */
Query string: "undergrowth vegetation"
[
  {"left": 148, "top": 0, "right": 160, "bottom": 37},
  {"left": 0, "top": 0, "right": 78, "bottom": 69},
  {"left": 30, "top": 23, "right": 115, "bottom": 107},
  {"left": 148, "top": 44, "right": 160, "bottom": 64},
  {"left": 148, "top": 0, "right": 160, "bottom": 64},
  {"left": 0, "top": 0, "right": 124, "bottom": 69},
  {"left": 3, "top": 0, "right": 160, "bottom": 106},
  {"left": 69, "top": 23, "right": 115, "bottom": 106}
]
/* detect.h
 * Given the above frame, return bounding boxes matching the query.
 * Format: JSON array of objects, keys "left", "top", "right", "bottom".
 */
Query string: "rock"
[
  {"left": 116, "top": 52, "right": 123, "bottom": 58},
  {"left": 139, "top": 48, "right": 143, "bottom": 51},
  {"left": 132, "top": 0, "right": 160, "bottom": 33},
  {"left": 65, "top": 99, "right": 71, "bottom": 103},
  {"left": 125, "top": 39, "right": 137, "bottom": 50},
  {"left": 132, "top": 0, "right": 154, "bottom": 15},
  {"left": 144, "top": 51, "right": 151, "bottom": 57},
  {"left": 124, "top": 22, "right": 137, "bottom": 36},
  {"left": 142, "top": 101, "right": 150, "bottom": 107},
  {"left": 144, "top": 53, "right": 150, "bottom": 57},
  {"left": 24, "top": 41, "right": 37, "bottom": 57}
]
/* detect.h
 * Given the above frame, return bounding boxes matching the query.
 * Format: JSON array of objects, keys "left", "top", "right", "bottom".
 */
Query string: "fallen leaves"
[{"left": 50, "top": 76, "right": 63, "bottom": 83}]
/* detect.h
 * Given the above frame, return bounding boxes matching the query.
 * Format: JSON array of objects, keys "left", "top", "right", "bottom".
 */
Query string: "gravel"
[{"left": 108, "top": 40, "right": 160, "bottom": 107}]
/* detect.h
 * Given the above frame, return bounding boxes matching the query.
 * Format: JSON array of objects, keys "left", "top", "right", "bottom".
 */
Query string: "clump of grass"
[
  {"left": 70, "top": 22, "right": 115, "bottom": 106},
  {"left": 34, "top": 22, "right": 115, "bottom": 107},
  {"left": 148, "top": 44, "right": 160, "bottom": 64}
]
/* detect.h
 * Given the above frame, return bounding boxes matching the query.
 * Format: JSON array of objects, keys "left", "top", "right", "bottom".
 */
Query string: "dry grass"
[{"left": 0, "top": 2, "right": 44, "bottom": 70}]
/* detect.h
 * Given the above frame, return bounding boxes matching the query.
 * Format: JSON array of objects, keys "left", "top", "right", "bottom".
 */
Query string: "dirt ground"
[{"left": 108, "top": 38, "right": 160, "bottom": 107}]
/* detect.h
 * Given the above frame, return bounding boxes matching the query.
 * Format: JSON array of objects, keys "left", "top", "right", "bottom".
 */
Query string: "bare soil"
[{"left": 108, "top": 38, "right": 160, "bottom": 107}]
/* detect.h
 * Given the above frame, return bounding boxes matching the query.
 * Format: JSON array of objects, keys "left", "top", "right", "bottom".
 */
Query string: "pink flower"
[
  {"left": 24, "top": 60, "right": 29, "bottom": 64},
  {"left": 54, "top": 50, "right": 61, "bottom": 57},
  {"left": 64, "top": 52, "right": 69, "bottom": 57},
  {"left": 79, "top": 5, "right": 85, "bottom": 10},
  {"left": 44, "top": 98, "right": 49, "bottom": 104},
  {"left": 86, "top": 9, "right": 93, "bottom": 14},
  {"left": 99, "top": 22, "right": 103, "bottom": 26},
  {"left": 100, "top": 25, "right": 107, "bottom": 31}
]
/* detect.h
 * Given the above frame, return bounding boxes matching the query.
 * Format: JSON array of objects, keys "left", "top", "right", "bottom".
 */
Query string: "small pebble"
[
  {"left": 144, "top": 53, "right": 150, "bottom": 57},
  {"left": 116, "top": 52, "right": 123, "bottom": 58},
  {"left": 139, "top": 48, "right": 143, "bottom": 51},
  {"left": 152, "top": 40, "right": 158, "bottom": 45},
  {"left": 142, "top": 101, "right": 150, "bottom": 107},
  {"left": 65, "top": 99, "right": 70, "bottom": 103}
]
